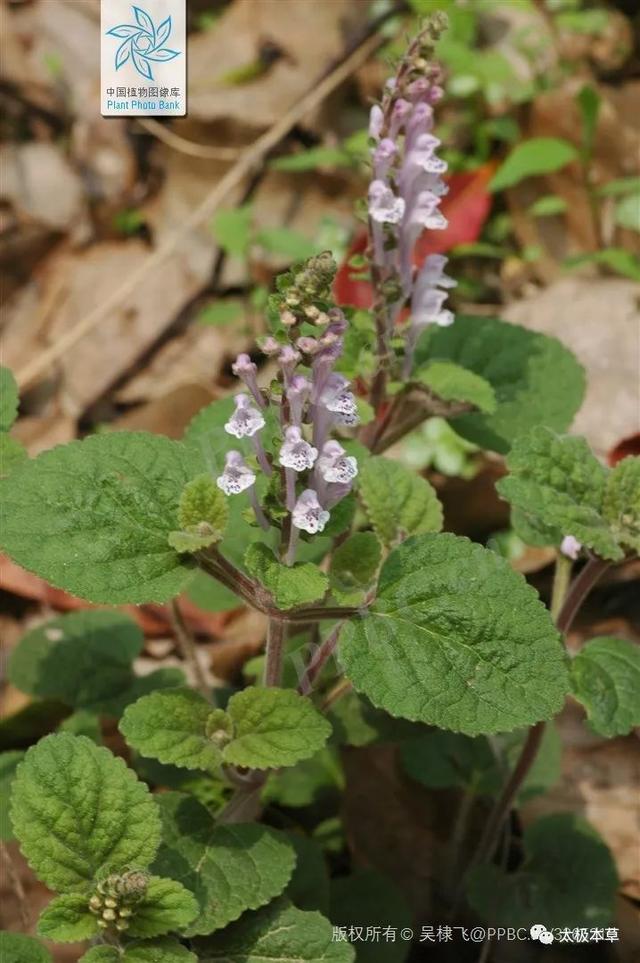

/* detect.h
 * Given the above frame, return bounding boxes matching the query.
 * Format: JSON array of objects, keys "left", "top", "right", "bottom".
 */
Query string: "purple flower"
[
  {"left": 287, "top": 375, "right": 310, "bottom": 426},
  {"left": 279, "top": 426, "right": 318, "bottom": 472},
  {"left": 278, "top": 346, "right": 301, "bottom": 388},
  {"left": 369, "top": 104, "right": 384, "bottom": 141},
  {"left": 320, "top": 374, "right": 359, "bottom": 426},
  {"left": 231, "top": 353, "right": 265, "bottom": 409},
  {"left": 410, "top": 255, "right": 456, "bottom": 329},
  {"left": 224, "top": 394, "right": 266, "bottom": 439},
  {"left": 389, "top": 97, "right": 412, "bottom": 139},
  {"left": 216, "top": 451, "right": 256, "bottom": 495},
  {"left": 316, "top": 440, "right": 358, "bottom": 484},
  {"left": 372, "top": 138, "right": 397, "bottom": 180},
  {"left": 259, "top": 336, "right": 281, "bottom": 356},
  {"left": 292, "top": 489, "right": 330, "bottom": 534},
  {"left": 296, "top": 336, "right": 321, "bottom": 356},
  {"left": 368, "top": 179, "right": 405, "bottom": 225},
  {"left": 560, "top": 535, "right": 582, "bottom": 560}
]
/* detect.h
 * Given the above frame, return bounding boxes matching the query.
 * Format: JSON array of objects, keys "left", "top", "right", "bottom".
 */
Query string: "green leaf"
[
  {"left": 339, "top": 533, "right": 568, "bottom": 735},
  {"left": 468, "top": 814, "right": 618, "bottom": 928},
  {"left": 358, "top": 456, "right": 443, "bottom": 547},
  {"left": 244, "top": 543, "right": 328, "bottom": 609},
  {"left": 527, "top": 194, "right": 568, "bottom": 217},
  {"left": 603, "top": 456, "right": 640, "bottom": 553},
  {"left": 329, "top": 692, "right": 418, "bottom": 748},
  {"left": 330, "top": 872, "right": 411, "bottom": 963},
  {"left": 120, "top": 689, "right": 228, "bottom": 772},
  {"left": 0, "top": 432, "right": 206, "bottom": 604},
  {"left": 194, "top": 898, "right": 355, "bottom": 962},
  {"left": 177, "top": 474, "right": 228, "bottom": 534},
  {"left": 255, "top": 227, "right": 317, "bottom": 259},
  {"left": 0, "top": 366, "right": 19, "bottom": 430},
  {"left": 329, "top": 532, "right": 381, "bottom": 602},
  {"left": 496, "top": 426, "right": 622, "bottom": 559},
  {"left": 0, "top": 432, "right": 27, "bottom": 476},
  {"left": 570, "top": 636, "right": 640, "bottom": 737},
  {"left": 596, "top": 176, "right": 640, "bottom": 198},
  {"left": 197, "top": 300, "right": 244, "bottom": 327},
  {"left": 38, "top": 892, "right": 98, "bottom": 942},
  {"left": 10, "top": 733, "right": 161, "bottom": 892},
  {"left": 211, "top": 205, "right": 253, "bottom": 258},
  {"left": 285, "top": 833, "right": 330, "bottom": 914},
  {"left": 0, "top": 932, "right": 51, "bottom": 963},
  {"left": 80, "top": 939, "right": 197, "bottom": 963},
  {"left": 577, "top": 84, "right": 600, "bottom": 160},
  {"left": 615, "top": 193, "right": 640, "bottom": 232},
  {"left": 262, "top": 747, "right": 344, "bottom": 808},
  {"left": 186, "top": 570, "right": 239, "bottom": 612},
  {"left": 9, "top": 610, "right": 144, "bottom": 713},
  {"left": 154, "top": 793, "right": 296, "bottom": 935},
  {"left": 59, "top": 711, "right": 103, "bottom": 743},
  {"left": 415, "top": 360, "right": 497, "bottom": 414},
  {"left": 0, "top": 750, "right": 24, "bottom": 839},
  {"left": 490, "top": 138, "right": 578, "bottom": 192},
  {"left": 417, "top": 315, "right": 586, "bottom": 453},
  {"left": 401, "top": 731, "right": 500, "bottom": 794},
  {"left": 270, "top": 147, "right": 352, "bottom": 172},
  {"left": 223, "top": 687, "right": 332, "bottom": 769},
  {"left": 126, "top": 876, "right": 199, "bottom": 938},
  {"left": 564, "top": 248, "right": 640, "bottom": 282}
]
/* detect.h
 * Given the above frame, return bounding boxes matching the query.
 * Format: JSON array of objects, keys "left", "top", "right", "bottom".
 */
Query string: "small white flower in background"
[
  {"left": 368, "top": 103, "right": 384, "bottom": 141},
  {"left": 560, "top": 535, "right": 582, "bottom": 560},
  {"left": 292, "top": 489, "right": 330, "bottom": 534},
  {"left": 224, "top": 393, "right": 265, "bottom": 439},
  {"left": 368, "top": 179, "right": 406, "bottom": 225},
  {"left": 279, "top": 426, "right": 318, "bottom": 472},
  {"left": 216, "top": 451, "right": 256, "bottom": 495},
  {"left": 320, "top": 374, "right": 359, "bottom": 426},
  {"left": 411, "top": 285, "right": 454, "bottom": 329},
  {"left": 317, "top": 440, "right": 358, "bottom": 484}
]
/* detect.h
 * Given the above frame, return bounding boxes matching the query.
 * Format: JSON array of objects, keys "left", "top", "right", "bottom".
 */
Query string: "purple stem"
[
  {"left": 284, "top": 524, "right": 299, "bottom": 566},
  {"left": 248, "top": 486, "right": 269, "bottom": 531},
  {"left": 251, "top": 432, "right": 272, "bottom": 475},
  {"left": 285, "top": 468, "right": 297, "bottom": 511}
]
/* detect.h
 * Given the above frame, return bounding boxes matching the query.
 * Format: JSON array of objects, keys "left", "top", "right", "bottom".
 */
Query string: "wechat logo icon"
[{"left": 531, "top": 924, "right": 554, "bottom": 944}]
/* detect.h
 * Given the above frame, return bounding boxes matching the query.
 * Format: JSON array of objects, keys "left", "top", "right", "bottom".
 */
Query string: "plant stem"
[
  {"left": 169, "top": 598, "right": 209, "bottom": 698},
  {"left": 297, "top": 622, "right": 343, "bottom": 696},
  {"left": 321, "top": 677, "right": 353, "bottom": 711},
  {"left": 550, "top": 552, "right": 573, "bottom": 622},
  {"left": 445, "top": 787, "right": 476, "bottom": 898},
  {"left": 264, "top": 619, "right": 286, "bottom": 687},
  {"left": 464, "top": 554, "right": 611, "bottom": 875}
]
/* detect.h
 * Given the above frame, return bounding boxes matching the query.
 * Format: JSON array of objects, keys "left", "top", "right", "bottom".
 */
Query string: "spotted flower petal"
[{"left": 292, "top": 489, "right": 330, "bottom": 535}]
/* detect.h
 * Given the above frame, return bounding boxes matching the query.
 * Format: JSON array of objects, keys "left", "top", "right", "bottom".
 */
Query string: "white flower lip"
[
  {"left": 224, "top": 394, "right": 266, "bottom": 439},
  {"left": 279, "top": 426, "right": 318, "bottom": 472},
  {"left": 317, "top": 440, "right": 358, "bottom": 484},
  {"left": 368, "top": 179, "right": 406, "bottom": 225},
  {"left": 292, "top": 489, "right": 331, "bottom": 535},
  {"left": 216, "top": 450, "right": 256, "bottom": 495}
]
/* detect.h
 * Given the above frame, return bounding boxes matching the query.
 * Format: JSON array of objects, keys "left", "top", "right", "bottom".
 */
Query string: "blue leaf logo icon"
[{"left": 106, "top": 5, "right": 180, "bottom": 81}]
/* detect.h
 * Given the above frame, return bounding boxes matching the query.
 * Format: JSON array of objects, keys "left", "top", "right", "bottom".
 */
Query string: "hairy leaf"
[
  {"left": 339, "top": 533, "right": 568, "bottom": 735},
  {"left": 38, "top": 892, "right": 98, "bottom": 942},
  {"left": 0, "top": 932, "right": 51, "bottom": 963},
  {"left": 0, "top": 365, "right": 19, "bottom": 430},
  {"left": 10, "top": 733, "right": 161, "bottom": 892},
  {"left": 224, "top": 687, "right": 332, "bottom": 769},
  {"left": 0, "top": 749, "right": 24, "bottom": 839},
  {"left": 194, "top": 898, "right": 355, "bottom": 962},
  {"left": 0, "top": 432, "right": 27, "bottom": 476},
  {"left": 126, "top": 877, "right": 199, "bottom": 938},
  {"left": 120, "top": 689, "right": 226, "bottom": 772},
  {"left": 329, "top": 532, "right": 381, "bottom": 602},
  {"left": 415, "top": 360, "right": 496, "bottom": 414},
  {"left": 468, "top": 814, "right": 618, "bottom": 928},
  {"left": 9, "top": 611, "right": 143, "bottom": 713},
  {"left": 59, "top": 711, "right": 103, "bottom": 743},
  {"left": 245, "top": 543, "right": 328, "bottom": 609},
  {"left": 497, "top": 427, "right": 621, "bottom": 559},
  {"left": 154, "top": 793, "right": 296, "bottom": 935},
  {"left": 570, "top": 636, "right": 640, "bottom": 737},
  {"left": 489, "top": 137, "right": 578, "bottom": 192},
  {"left": 0, "top": 432, "right": 206, "bottom": 603},
  {"left": 358, "top": 456, "right": 442, "bottom": 547},
  {"left": 603, "top": 456, "right": 640, "bottom": 554},
  {"left": 417, "top": 316, "right": 585, "bottom": 453},
  {"left": 79, "top": 939, "right": 197, "bottom": 963},
  {"left": 169, "top": 474, "right": 229, "bottom": 552}
]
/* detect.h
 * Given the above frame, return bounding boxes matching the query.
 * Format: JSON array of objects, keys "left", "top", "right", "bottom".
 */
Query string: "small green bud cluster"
[
  {"left": 205, "top": 708, "right": 234, "bottom": 748},
  {"left": 88, "top": 870, "right": 148, "bottom": 932},
  {"left": 274, "top": 251, "right": 337, "bottom": 329}
]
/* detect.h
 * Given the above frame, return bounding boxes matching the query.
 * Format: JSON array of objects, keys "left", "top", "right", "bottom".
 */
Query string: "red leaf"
[{"left": 334, "top": 163, "right": 495, "bottom": 309}]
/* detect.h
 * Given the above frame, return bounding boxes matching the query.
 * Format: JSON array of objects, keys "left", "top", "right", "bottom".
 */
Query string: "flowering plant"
[{"left": 1, "top": 14, "right": 638, "bottom": 963}]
